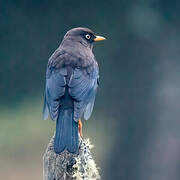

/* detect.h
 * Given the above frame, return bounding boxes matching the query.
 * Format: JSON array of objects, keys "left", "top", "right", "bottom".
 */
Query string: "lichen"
[
  {"left": 73, "top": 139, "right": 100, "bottom": 180},
  {"left": 43, "top": 136, "right": 100, "bottom": 180}
]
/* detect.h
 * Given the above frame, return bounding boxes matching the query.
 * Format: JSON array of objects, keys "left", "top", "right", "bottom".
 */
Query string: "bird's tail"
[{"left": 54, "top": 108, "right": 78, "bottom": 154}]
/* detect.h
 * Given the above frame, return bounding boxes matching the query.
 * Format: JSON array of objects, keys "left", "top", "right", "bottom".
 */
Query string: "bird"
[{"left": 43, "top": 27, "right": 105, "bottom": 154}]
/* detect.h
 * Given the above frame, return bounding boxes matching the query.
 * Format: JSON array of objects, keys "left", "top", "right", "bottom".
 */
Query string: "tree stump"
[{"left": 43, "top": 135, "right": 100, "bottom": 180}]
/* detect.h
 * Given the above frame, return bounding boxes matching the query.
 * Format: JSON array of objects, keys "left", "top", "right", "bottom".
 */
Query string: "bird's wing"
[
  {"left": 43, "top": 66, "right": 67, "bottom": 121},
  {"left": 68, "top": 65, "right": 99, "bottom": 122}
]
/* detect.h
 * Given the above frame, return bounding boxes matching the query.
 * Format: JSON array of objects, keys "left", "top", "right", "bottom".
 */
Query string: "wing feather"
[
  {"left": 43, "top": 68, "right": 66, "bottom": 120},
  {"left": 68, "top": 67, "right": 99, "bottom": 122}
]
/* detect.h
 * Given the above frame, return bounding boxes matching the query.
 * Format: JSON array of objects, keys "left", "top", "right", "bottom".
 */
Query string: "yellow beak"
[{"left": 94, "top": 35, "right": 106, "bottom": 42}]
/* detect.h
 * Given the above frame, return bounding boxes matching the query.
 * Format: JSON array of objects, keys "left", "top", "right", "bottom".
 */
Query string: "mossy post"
[{"left": 43, "top": 135, "right": 100, "bottom": 180}]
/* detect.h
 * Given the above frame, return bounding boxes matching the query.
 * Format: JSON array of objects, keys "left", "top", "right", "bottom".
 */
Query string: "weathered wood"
[{"left": 43, "top": 136, "right": 100, "bottom": 180}]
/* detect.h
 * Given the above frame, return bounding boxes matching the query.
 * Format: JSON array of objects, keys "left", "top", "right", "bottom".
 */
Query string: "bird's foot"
[{"left": 78, "top": 119, "right": 83, "bottom": 138}]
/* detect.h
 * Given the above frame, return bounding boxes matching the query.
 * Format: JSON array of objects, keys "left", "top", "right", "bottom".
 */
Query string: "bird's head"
[{"left": 62, "top": 27, "right": 106, "bottom": 49}]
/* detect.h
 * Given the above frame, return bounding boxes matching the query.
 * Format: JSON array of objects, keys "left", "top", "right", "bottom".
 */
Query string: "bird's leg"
[{"left": 78, "top": 119, "right": 83, "bottom": 137}]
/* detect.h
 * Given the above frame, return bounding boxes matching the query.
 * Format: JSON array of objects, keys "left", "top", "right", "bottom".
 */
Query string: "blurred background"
[{"left": 1, "top": 0, "right": 180, "bottom": 179}]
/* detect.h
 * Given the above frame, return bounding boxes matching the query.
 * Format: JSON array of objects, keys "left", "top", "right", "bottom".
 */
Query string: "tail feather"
[{"left": 54, "top": 108, "right": 78, "bottom": 153}]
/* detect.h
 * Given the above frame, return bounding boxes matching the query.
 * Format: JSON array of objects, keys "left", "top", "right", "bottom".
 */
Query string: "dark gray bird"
[{"left": 43, "top": 27, "right": 105, "bottom": 153}]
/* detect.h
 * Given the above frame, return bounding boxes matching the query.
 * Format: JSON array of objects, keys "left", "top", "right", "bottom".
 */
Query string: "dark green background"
[{"left": 1, "top": 0, "right": 180, "bottom": 179}]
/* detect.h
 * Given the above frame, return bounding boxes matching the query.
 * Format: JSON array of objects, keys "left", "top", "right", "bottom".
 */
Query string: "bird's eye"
[{"left": 85, "top": 34, "right": 91, "bottom": 40}]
